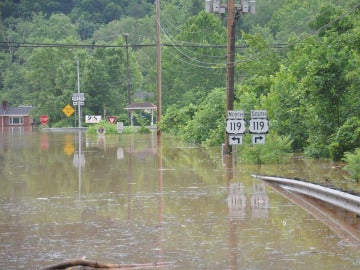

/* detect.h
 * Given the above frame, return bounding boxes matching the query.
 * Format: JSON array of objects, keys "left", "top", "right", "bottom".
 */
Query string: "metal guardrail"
[{"left": 252, "top": 175, "right": 360, "bottom": 216}]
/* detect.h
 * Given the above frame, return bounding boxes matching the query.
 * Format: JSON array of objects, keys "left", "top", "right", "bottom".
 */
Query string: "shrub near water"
[
  {"left": 86, "top": 121, "right": 147, "bottom": 135},
  {"left": 343, "top": 148, "right": 360, "bottom": 182},
  {"left": 238, "top": 133, "right": 292, "bottom": 164},
  {"left": 86, "top": 121, "right": 119, "bottom": 135},
  {"left": 329, "top": 117, "right": 360, "bottom": 161}
]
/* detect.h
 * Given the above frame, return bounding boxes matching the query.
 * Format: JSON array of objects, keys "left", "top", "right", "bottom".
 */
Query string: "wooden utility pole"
[
  {"left": 155, "top": 0, "right": 162, "bottom": 136},
  {"left": 225, "top": 0, "right": 236, "bottom": 155},
  {"left": 76, "top": 58, "right": 82, "bottom": 128},
  {"left": 124, "top": 34, "right": 131, "bottom": 106},
  {"left": 124, "top": 34, "right": 132, "bottom": 123}
]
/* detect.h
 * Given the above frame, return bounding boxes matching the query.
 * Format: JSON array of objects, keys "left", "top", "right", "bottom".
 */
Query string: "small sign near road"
[
  {"left": 72, "top": 93, "right": 85, "bottom": 102},
  {"left": 62, "top": 104, "right": 75, "bottom": 117},
  {"left": 251, "top": 110, "right": 267, "bottom": 119},
  {"left": 106, "top": 116, "right": 117, "bottom": 124},
  {"left": 229, "top": 135, "right": 243, "bottom": 145},
  {"left": 228, "top": 110, "right": 244, "bottom": 119},
  {"left": 40, "top": 115, "right": 49, "bottom": 125},
  {"left": 224, "top": 109, "right": 269, "bottom": 145},
  {"left": 85, "top": 115, "right": 101, "bottom": 124},
  {"left": 252, "top": 134, "right": 266, "bottom": 144}
]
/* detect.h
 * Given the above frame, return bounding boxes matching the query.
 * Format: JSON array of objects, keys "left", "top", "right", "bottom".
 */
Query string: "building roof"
[
  {"left": 124, "top": 102, "right": 157, "bottom": 111},
  {"left": 0, "top": 105, "right": 34, "bottom": 116}
]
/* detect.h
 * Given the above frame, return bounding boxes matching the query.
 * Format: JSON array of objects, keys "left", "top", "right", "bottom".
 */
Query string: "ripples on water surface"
[{"left": 0, "top": 129, "right": 359, "bottom": 269}]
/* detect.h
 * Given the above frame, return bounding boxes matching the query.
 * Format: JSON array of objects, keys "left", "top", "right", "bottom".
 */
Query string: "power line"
[{"left": 0, "top": 41, "right": 286, "bottom": 50}]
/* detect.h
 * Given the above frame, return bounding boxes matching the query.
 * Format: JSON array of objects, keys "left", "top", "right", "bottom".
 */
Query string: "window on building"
[{"left": 9, "top": 116, "right": 24, "bottom": 125}]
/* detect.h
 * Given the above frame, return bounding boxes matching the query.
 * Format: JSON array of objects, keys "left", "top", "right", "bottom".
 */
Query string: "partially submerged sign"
[{"left": 85, "top": 115, "right": 101, "bottom": 124}]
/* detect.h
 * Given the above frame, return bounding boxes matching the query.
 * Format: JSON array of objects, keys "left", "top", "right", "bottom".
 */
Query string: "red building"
[{"left": 0, "top": 102, "right": 34, "bottom": 128}]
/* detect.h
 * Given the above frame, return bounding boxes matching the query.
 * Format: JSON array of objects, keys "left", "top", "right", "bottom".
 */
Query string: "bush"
[
  {"left": 138, "top": 126, "right": 151, "bottom": 133},
  {"left": 160, "top": 104, "right": 196, "bottom": 135},
  {"left": 329, "top": 117, "right": 360, "bottom": 161},
  {"left": 181, "top": 88, "right": 225, "bottom": 145},
  {"left": 238, "top": 133, "right": 292, "bottom": 164},
  {"left": 86, "top": 120, "right": 119, "bottom": 135},
  {"left": 343, "top": 148, "right": 360, "bottom": 182}
]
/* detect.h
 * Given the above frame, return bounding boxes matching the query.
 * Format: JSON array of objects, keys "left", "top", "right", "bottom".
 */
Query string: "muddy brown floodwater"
[{"left": 0, "top": 129, "right": 359, "bottom": 269}]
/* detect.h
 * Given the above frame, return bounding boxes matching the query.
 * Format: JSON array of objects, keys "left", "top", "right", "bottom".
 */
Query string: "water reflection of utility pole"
[
  {"left": 225, "top": 154, "right": 239, "bottom": 270},
  {"left": 157, "top": 135, "right": 164, "bottom": 262},
  {"left": 127, "top": 135, "right": 134, "bottom": 220},
  {"left": 73, "top": 131, "right": 85, "bottom": 199}
]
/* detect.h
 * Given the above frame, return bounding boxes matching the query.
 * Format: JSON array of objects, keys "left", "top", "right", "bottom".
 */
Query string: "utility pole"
[
  {"left": 76, "top": 58, "right": 82, "bottom": 128},
  {"left": 205, "top": 1, "right": 256, "bottom": 156},
  {"left": 225, "top": 0, "right": 236, "bottom": 156},
  {"left": 124, "top": 33, "right": 131, "bottom": 105},
  {"left": 124, "top": 33, "right": 132, "bottom": 122},
  {"left": 155, "top": 0, "right": 162, "bottom": 136}
]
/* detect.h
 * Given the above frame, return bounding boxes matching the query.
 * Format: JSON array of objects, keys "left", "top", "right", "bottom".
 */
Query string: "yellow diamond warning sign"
[{"left": 62, "top": 104, "right": 75, "bottom": 117}]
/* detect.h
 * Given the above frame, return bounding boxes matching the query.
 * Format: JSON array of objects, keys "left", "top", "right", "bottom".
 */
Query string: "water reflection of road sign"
[
  {"left": 63, "top": 143, "right": 75, "bottom": 156},
  {"left": 62, "top": 104, "right": 75, "bottom": 117},
  {"left": 250, "top": 183, "right": 270, "bottom": 219},
  {"left": 73, "top": 153, "right": 85, "bottom": 168},
  {"left": 227, "top": 183, "right": 246, "bottom": 219}
]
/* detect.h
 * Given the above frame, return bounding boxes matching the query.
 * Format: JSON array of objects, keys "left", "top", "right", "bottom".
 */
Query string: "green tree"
[
  {"left": 343, "top": 148, "right": 360, "bottom": 182},
  {"left": 181, "top": 87, "right": 225, "bottom": 146},
  {"left": 161, "top": 11, "right": 227, "bottom": 111},
  {"left": 329, "top": 117, "right": 360, "bottom": 161}
]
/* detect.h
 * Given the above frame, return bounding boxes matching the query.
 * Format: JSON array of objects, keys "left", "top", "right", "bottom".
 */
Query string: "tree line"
[{"left": 1, "top": 0, "right": 360, "bottom": 176}]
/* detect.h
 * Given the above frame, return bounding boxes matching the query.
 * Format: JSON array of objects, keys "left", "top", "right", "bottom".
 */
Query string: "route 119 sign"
[
  {"left": 226, "top": 119, "right": 246, "bottom": 134},
  {"left": 249, "top": 118, "right": 269, "bottom": 134}
]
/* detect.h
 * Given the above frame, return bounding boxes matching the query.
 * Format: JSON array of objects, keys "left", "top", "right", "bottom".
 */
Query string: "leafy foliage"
[
  {"left": 343, "top": 148, "right": 360, "bottom": 182},
  {"left": 329, "top": 117, "right": 360, "bottom": 161},
  {"left": 181, "top": 88, "right": 225, "bottom": 146},
  {"left": 238, "top": 134, "right": 292, "bottom": 164},
  {"left": 1, "top": 0, "right": 360, "bottom": 169}
]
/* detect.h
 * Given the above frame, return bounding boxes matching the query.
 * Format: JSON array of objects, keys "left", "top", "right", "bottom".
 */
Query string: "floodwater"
[{"left": 0, "top": 129, "right": 359, "bottom": 270}]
